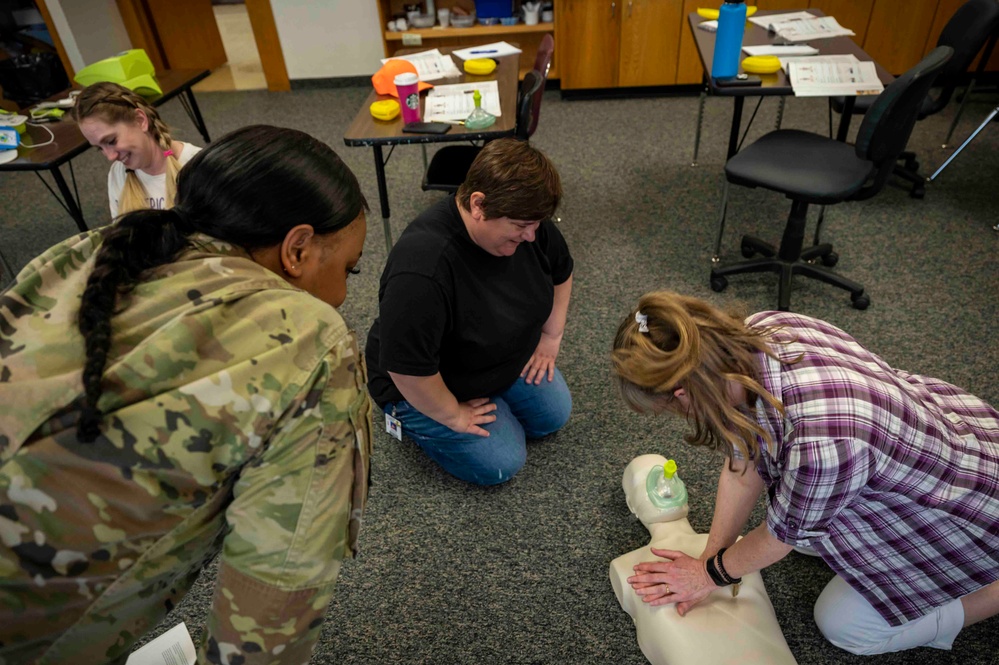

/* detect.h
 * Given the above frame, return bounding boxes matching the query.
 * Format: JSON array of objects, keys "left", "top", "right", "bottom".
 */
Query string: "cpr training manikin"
[{"left": 610, "top": 454, "right": 798, "bottom": 665}]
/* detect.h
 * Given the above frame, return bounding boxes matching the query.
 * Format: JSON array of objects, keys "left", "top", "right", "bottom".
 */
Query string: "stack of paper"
[
  {"left": 749, "top": 11, "right": 814, "bottom": 30},
  {"left": 785, "top": 55, "right": 883, "bottom": 97},
  {"left": 382, "top": 49, "right": 461, "bottom": 82},
  {"left": 424, "top": 80, "right": 503, "bottom": 123},
  {"left": 749, "top": 12, "right": 855, "bottom": 42},
  {"left": 743, "top": 44, "right": 819, "bottom": 57},
  {"left": 452, "top": 41, "right": 523, "bottom": 60}
]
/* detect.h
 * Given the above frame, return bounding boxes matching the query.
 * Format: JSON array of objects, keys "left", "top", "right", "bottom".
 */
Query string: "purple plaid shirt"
[{"left": 746, "top": 311, "right": 999, "bottom": 626}]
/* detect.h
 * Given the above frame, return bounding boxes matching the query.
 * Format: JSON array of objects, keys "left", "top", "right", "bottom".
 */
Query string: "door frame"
[
  {"left": 114, "top": 0, "right": 290, "bottom": 92},
  {"left": 33, "top": 0, "right": 76, "bottom": 78}
]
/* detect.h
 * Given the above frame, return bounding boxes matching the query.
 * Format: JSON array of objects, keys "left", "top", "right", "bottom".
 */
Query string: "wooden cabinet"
[
  {"left": 556, "top": 0, "right": 620, "bottom": 87},
  {"left": 620, "top": 0, "right": 685, "bottom": 86},
  {"left": 809, "top": 0, "right": 874, "bottom": 45},
  {"left": 375, "top": 0, "right": 557, "bottom": 79},
  {"left": 559, "top": 0, "right": 683, "bottom": 89},
  {"left": 862, "top": 0, "right": 939, "bottom": 75}
]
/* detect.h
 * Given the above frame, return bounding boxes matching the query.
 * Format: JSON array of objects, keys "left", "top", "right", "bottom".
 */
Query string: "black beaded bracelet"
[
  {"left": 716, "top": 547, "right": 743, "bottom": 585},
  {"left": 704, "top": 553, "right": 729, "bottom": 587}
]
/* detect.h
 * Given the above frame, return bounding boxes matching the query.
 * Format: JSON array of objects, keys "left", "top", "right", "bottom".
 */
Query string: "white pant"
[{"left": 813, "top": 575, "right": 965, "bottom": 655}]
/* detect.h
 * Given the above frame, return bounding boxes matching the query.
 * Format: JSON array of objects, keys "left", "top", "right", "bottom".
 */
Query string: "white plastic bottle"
[{"left": 655, "top": 459, "right": 682, "bottom": 499}]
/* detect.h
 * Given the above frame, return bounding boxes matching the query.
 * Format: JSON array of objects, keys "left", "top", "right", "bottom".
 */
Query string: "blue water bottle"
[{"left": 711, "top": 0, "right": 747, "bottom": 80}]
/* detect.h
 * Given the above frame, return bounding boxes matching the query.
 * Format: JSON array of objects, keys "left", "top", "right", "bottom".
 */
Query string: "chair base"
[
  {"left": 892, "top": 151, "right": 927, "bottom": 199},
  {"left": 710, "top": 199, "right": 869, "bottom": 311}
]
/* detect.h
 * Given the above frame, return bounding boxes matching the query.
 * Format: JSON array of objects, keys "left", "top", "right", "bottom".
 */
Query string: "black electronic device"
[
  {"left": 402, "top": 121, "right": 452, "bottom": 135},
  {"left": 714, "top": 74, "right": 762, "bottom": 88}
]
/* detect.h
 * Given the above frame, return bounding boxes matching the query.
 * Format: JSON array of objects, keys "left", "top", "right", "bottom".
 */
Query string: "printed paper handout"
[
  {"left": 784, "top": 55, "right": 883, "bottom": 97},
  {"left": 424, "top": 80, "right": 502, "bottom": 122}
]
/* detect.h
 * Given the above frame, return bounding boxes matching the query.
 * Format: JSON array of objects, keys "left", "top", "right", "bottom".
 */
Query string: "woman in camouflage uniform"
[{"left": 0, "top": 125, "right": 372, "bottom": 664}]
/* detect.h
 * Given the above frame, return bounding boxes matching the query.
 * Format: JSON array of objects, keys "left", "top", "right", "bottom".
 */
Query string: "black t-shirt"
[{"left": 366, "top": 196, "right": 573, "bottom": 408}]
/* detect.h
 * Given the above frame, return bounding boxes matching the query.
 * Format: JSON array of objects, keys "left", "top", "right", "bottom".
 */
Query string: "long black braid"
[{"left": 77, "top": 209, "right": 193, "bottom": 442}]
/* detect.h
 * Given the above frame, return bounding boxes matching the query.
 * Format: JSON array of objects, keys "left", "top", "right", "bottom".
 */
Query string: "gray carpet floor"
[{"left": 1, "top": 83, "right": 997, "bottom": 664}]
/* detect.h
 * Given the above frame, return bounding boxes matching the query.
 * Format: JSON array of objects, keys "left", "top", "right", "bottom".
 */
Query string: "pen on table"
[
  {"left": 436, "top": 119, "right": 465, "bottom": 125},
  {"left": 470, "top": 50, "right": 498, "bottom": 54}
]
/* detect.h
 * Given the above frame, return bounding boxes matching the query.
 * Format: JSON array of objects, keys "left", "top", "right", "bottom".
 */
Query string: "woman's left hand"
[
  {"left": 521, "top": 331, "right": 562, "bottom": 384},
  {"left": 627, "top": 548, "right": 717, "bottom": 615}
]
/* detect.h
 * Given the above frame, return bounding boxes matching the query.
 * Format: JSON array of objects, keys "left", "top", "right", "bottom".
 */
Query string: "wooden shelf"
[{"left": 384, "top": 22, "right": 554, "bottom": 41}]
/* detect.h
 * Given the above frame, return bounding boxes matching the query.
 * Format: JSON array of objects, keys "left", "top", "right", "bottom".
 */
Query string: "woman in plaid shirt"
[{"left": 611, "top": 291, "right": 999, "bottom": 655}]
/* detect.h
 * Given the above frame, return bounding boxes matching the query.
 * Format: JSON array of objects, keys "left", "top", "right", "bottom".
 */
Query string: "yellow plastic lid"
[
  {"left": 370, "top": 99, "right": 400, "bottom": 122},
  {"left": 464, "top": 58, "right": 497, "bottom": 76}
]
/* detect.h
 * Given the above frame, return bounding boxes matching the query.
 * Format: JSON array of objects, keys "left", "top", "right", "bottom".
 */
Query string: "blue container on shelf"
[{"left": 475, "top": 0, "right": 514, "bottom": 19}]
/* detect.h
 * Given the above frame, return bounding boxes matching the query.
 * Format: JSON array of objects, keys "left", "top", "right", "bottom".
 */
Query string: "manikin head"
[{"left": 623, "top": 454, "right": 689, "bottom": 527}]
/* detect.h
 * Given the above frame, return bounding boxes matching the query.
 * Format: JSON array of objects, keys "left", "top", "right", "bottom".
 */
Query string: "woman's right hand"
[{"left": 449, "top": 397, "right": 497, "bottom": 436}]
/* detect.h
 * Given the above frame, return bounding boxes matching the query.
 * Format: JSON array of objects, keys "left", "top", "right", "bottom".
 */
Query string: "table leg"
[
  {"left": 692, "top": 84, "right": 707, "bottom": 167},
  {"left": 50, "top": 167, "right": 88, "bottom": 232},
  {"left": 836, "top": 97, "right": 855, "bottom": 142},
  {"left": 727, "top": 96, "right": 745, "bottom": 160},
  {"left": 928, "top": 105, "right": 999, "bottom": 183},
  {"left": 180, "top": 89, "right": 212, "bottom": 143},
  {"left": 372, "top": 144, "right": 393, "bottom": 253}
]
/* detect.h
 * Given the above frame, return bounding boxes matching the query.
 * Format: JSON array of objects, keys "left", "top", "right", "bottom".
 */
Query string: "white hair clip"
[{"left": 635, "top": 311, "right": 649, "bottom": 333}]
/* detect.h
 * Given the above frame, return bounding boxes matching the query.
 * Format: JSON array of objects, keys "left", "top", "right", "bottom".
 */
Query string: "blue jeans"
[{"left": 384, "top": 368, "right": 572, "bottom": 486}]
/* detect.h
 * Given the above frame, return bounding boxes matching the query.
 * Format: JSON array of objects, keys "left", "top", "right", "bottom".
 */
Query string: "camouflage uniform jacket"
[{"left": 0, "top": 231, "right": 372, "bottom": 664}]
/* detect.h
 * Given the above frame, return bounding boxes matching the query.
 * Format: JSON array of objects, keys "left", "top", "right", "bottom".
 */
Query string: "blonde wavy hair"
[
  {"left": 72, "top": 81, "right": 181, "bottom": 216},
  {"left": 611, "top": 291, "right": 792, "bottom": 463}
]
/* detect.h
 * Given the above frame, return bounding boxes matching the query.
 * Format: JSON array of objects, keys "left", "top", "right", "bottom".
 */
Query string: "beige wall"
[
  {"left": 45, "top": 0, "right": 132, "bottom": 72},
  {"left": 269, "top": 0, "right": 384, "bottom": 79}
]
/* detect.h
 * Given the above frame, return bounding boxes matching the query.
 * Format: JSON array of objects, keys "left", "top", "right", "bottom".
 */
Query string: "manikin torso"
[{"left": 609, "top": 455, "right": 797, "bottom": 665}]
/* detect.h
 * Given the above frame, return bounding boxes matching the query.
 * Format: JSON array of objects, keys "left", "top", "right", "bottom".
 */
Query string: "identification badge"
[{"left": 385, "top": 412, "right": 403, "bottom": 441}]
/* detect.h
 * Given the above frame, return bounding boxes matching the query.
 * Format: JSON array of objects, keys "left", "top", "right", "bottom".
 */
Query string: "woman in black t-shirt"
[{"left": 366, "top": 138, "right": 573, "bottom": 485}]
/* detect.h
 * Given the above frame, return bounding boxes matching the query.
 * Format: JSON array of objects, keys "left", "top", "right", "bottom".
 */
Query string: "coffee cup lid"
[{"left": 394, "top": 72, "right": 420, "bottom": 86}]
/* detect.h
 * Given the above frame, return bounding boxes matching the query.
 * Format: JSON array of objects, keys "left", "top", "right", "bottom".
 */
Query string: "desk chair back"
[
  {"left": 853, "top": 46, "right": 952, "bottom": 199},
  {"left": 527, "top": 35, "right": 555, "bottom": 137},
  {"left": 421, "top": 70, "right": 545, "bottom": 194},
  {"left": 924, "top": 0, "right": 999, "bottom": 117},
  {"left": 517, "top": 69, "right": 545, "bottom": 139}
]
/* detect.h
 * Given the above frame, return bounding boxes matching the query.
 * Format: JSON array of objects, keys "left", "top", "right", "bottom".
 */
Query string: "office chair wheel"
[
  {"left": 902, "top": 157, "right": 920, "bottom": 173},
  {"left": 851, "top": 292, "right": 870, "bottom": 310},
  {"left": 821, "top": 251, "right": 839, "bottom": 267},
  {"left": 710, "top": 275, "right": 728, "bottom": 293},
  {"left": 909, "top": 183, "right": 925, "bottom": 199},
  {"left": 740, "top": 240, "right": 757, "bottom": 259}
]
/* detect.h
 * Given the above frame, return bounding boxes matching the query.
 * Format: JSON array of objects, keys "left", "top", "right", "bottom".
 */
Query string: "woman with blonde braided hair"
[
  {"left": 73, "top": 81, "right": 201, "bottom": 218},
  {"left": 611, "top": 291, "right": 999, "bottom": 657}
]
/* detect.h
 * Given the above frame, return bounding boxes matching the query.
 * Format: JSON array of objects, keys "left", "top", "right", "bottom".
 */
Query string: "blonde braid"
[{"left": 133, "top": 97, "right": 182, "bottom": 210}]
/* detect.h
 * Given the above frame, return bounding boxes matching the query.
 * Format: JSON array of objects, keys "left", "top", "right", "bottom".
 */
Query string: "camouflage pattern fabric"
[{"left": 0, "top": 231, "right": 372, "bottom": 664}]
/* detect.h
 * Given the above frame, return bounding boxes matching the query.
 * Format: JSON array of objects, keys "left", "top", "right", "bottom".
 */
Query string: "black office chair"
[
  {"left": 829, "top": 0, "right": 999, "bottom": 198},
  {"left": 422, "top": 69, "right": 545, "bottom": 193},
  {"left": 710, "top": 47, "right": 952, "bottom": 312}
]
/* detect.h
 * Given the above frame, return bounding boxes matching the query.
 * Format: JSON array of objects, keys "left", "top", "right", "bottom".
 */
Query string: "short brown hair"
[{"left": 457, "top": 138, "right": 561, "bottom": 221}]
